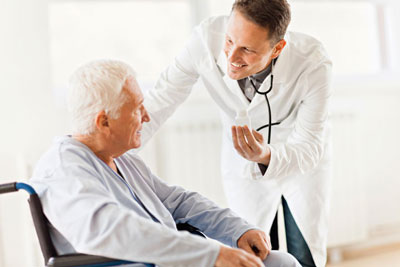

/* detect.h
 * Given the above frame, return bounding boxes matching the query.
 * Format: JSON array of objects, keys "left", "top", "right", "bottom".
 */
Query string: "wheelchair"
[{"left": 0, "top": 182, "right": 205, "bottom": 267}]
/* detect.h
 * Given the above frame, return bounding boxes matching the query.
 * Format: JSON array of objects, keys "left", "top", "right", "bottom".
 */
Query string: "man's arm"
[
  {"left": 263, "top": 60, "right": 332, "bottom": 179},
  {"left": 140, "top": 28, "right": 201, "bottom": 146},
  {"left": 146, "top": 162, "right": 272, "bottom": 261},
  {"left": 138, "top": 152, "right": 258, "bottom": 249},
  {"left": 31, "top": 164, "right": 220, "bottom": 267}
]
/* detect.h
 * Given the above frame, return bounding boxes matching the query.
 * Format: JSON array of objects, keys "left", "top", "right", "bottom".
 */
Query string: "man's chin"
[
  {"left": 133, "top": 139, "right": 142, "bottom": 149},
  {"left": 132, "top": 142, "right": 141, "bottom": 149},
  {"left": 228, "top": 70, "right": 246, "bottom": 80},
  {"left": 126, "top": 141, "right": 141, "bottom": 151}
]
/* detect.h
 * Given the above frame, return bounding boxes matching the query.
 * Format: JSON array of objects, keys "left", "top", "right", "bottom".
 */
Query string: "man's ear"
[
  {"left": 271, "top": 39, "right": 286, "bottom": 59},
  {"left": 95, "top": 110, "right": 109, "bottom": 132}
]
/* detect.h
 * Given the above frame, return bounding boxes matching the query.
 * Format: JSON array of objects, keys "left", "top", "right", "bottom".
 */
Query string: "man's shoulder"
[
  {"left": 285, "top": 31, "right": 331, "bottom": 64},
  {"left": 198, "top": 15, "right": 229, "bottom": 34},
  {"left": 31, "top": 136, "right": 96, "bottom": 180},
  {"left": 186, "top": 15, "right": 228, "bottom": 67}
]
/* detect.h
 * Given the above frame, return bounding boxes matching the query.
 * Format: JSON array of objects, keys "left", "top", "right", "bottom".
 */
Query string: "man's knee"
[{"left": 263, "top": 251, "right": 301, "bottom": 267}]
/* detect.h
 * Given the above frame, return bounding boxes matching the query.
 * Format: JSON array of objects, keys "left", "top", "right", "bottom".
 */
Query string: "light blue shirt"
[{"left": 29, "top": 136, "right": 255, "bottom": 267}]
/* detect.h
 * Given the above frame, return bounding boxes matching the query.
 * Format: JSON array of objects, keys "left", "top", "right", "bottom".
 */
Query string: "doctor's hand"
[
  {"left": 215, "top": 245, "right": 265, "bottom": 267},
  {"left": 231, "top": 126, "right": 271, "bottom": 165},
  {"left": 237, "top": 229, "right": 271, "bottom": 261}
]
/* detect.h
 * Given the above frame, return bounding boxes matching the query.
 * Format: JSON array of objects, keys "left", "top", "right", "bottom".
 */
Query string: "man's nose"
[
  {"left": 142, "top": 107, "right": 150, "bottom": 123},
  {"left": 228, "top": 47, "right": 240, "bottom": 62}
]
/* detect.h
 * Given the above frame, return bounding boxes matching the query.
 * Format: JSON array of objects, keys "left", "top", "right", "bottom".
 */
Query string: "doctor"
[{"left": 142, "top": 0, "right": 332, "bottom": 267}]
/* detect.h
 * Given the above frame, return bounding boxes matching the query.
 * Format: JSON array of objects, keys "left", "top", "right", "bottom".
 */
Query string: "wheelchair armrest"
[
  {"left": 176, "top": 222, "right": 206, "bottom": 238},
  {"left": 0, "top": 182, "right": 17, "bottom": 194},
  {"left": 46, "top": 253, "right": 132, "bottom": 267}
]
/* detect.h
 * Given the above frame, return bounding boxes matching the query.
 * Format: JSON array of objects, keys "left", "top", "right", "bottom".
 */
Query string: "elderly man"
[{"left": 30, "top": 60, "right": 299, "bottom": 267}]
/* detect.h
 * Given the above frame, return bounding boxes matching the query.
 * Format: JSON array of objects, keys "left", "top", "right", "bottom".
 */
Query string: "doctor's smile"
[
  {"left": 230, "top": 62, "right": 247, "bottom": 69},
  {"left": 223, "top": 9, "right": 285, "bottom": 81}
]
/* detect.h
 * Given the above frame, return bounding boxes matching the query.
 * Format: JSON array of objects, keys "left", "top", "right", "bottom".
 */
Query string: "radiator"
[{"left": 145, "top": 118, "right": 228, "bottom": 208}]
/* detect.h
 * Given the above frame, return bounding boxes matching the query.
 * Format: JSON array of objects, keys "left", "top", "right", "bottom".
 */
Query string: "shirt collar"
[{"left": 251, "top": 63, "right": 272, "bottom": 84}]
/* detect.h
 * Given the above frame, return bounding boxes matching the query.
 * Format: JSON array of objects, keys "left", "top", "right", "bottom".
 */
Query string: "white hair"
[{"left": 67, "top": 59, "right": 136, "bottom": 135}]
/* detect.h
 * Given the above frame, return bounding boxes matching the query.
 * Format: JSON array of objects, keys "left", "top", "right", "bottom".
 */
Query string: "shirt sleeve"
[
  {"left": 262, "top": 59, "right": 333, "bottom": 180},
  {"left": 30, "top": 160, "right": 220, "bottom": 267},
  {"left": 140, "top": 27, "right": 201, "bottom": 147},
  {"left": 147, "top": 168, "right": 257, "bottom": 248}
]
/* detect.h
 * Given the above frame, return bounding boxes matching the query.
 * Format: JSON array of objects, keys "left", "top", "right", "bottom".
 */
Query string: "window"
[
  {"left": 289, "top": 1, "right": 380, "bottom": 76},
  {"left": 49, "top": 0, "right": 192, "bottom": 103}
]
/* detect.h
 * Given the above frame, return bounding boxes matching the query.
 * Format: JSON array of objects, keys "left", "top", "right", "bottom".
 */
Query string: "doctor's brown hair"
[{"left": 232, "top": 0, "right": 291, "bottom": 44}]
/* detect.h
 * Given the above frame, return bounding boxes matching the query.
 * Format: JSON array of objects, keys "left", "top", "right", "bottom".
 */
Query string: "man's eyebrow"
[
  {"left": 244, "top": 46, "right": 256, "bottom": 51},
  {"left": 135, "top": 98, "right": 144, "bottom": 107}
]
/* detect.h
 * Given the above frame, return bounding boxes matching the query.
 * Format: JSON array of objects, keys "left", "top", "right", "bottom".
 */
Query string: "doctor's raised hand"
[{"left": 232, "top": 125, "right": 271, "bottom": 165}]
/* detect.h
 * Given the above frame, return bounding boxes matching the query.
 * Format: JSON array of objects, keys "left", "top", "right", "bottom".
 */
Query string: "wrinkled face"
[
  {"left": 224, "top": 10, "right": 275, "bottom": 80},
  {"left": 108, "top": 76, "right": 150, "bottom": 151}
]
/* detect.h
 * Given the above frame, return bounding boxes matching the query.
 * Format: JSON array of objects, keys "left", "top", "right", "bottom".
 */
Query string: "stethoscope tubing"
[
  {"left": 250, "top": 78, "right": 273, "bottom": 144},
  {"left": 249, "top": 58, "right": 276, "bottom": 144}
]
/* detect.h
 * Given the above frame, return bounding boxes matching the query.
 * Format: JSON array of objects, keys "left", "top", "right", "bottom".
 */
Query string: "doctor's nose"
[{"left": 227, "top": 47, "right": 241, "bottom": 62}]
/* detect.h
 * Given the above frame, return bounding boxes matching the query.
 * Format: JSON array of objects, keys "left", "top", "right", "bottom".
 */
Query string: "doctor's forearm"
[
  {"left": 258, "top": 147, "right": 271, "bottom": 166},
  {"left": 263, "top": 141, "right": 324, "bottom": 179},
  {"left": 256, "top": 149, "right": 270, "bottom": 175}
]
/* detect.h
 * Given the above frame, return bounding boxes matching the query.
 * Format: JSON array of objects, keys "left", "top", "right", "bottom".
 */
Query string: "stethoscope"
[{"left": 248, "top": 58, "right": 280, "bottom": 145}]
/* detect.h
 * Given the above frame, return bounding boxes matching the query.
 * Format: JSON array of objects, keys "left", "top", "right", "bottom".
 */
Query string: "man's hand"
[
  {"left": 231, "top": 126, "right": 271, "bottom": 165},
  {"left": 237, "top": 229, "right": 271, "bottom": 261},
  {"left": 215, "top": 245, "right": 265, "bottom": 267}
]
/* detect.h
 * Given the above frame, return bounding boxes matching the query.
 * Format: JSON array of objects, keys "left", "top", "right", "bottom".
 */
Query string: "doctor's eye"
[{"left": 243, "top": 47, "right": 254, "bottom": 53}]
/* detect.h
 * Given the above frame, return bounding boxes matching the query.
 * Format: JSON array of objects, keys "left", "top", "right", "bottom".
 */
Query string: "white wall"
[
  {"left": 0, "top": 0, "right": 66, "bottom": 266},
  {"left": 385, "top": 3, "right": 400, "bottom": 71}
]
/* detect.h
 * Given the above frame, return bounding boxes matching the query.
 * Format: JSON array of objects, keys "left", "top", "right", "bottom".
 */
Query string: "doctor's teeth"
[{"left": 232, "top": 63, "right": 244, "bottom": 67}]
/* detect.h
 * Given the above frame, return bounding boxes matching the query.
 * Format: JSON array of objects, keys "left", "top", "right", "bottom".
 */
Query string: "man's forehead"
[
  {"left": 124, "top": 75, "right": 137, "bottom": 86},
  {"left": 123, "top": 75, "right": 138, "bottom": 90},
  {"left": 227, "top": 10, "right": 271, "bottom": 43},
  {"left": 123, "top": 77, "right": 143, "bottom": 103}
]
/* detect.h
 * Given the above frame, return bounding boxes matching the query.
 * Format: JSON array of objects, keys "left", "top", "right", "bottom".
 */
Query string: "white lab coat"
[{"left": 143, "top": 16, "right": 333, "bottom": 267}]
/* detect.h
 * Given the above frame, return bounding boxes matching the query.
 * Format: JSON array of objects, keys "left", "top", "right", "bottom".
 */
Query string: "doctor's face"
[
  {"left": 224, "top": 10, "right": 277, "bottom": 80},
  {"left": 108, "top": 77, "right": 150, "bottom": 151}
]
